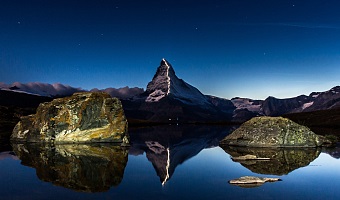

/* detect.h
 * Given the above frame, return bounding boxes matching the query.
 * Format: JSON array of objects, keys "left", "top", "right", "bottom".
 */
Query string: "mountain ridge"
[{"left": 2, "top": 59, "right": 340, "bottom": 124}]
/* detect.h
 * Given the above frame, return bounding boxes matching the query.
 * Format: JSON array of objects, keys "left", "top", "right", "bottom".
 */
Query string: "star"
[{"left": 17, "top": 21, "right": 21, "bottom": 24}]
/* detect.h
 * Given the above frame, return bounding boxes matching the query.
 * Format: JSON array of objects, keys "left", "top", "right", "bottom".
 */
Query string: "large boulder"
[
  {"left": 220, "top": 116, "right": 330, "bottom": 147},
  {"left": 11, "top": 92, "right": 129, "bottom": 144}
]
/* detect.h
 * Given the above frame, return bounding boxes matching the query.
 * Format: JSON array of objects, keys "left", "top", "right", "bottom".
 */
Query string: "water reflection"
[
  {"left": 221, "top": 145, "right": 321, "bottom": 175},
  {"left": 129, "top": 125, "right": 233, "bottom": 185},
  {"left": 322, "top": 145, "right": 340, "bottom": 159},
  {"left": 12, "top": 143, "right": 128, "bottom": 192}
]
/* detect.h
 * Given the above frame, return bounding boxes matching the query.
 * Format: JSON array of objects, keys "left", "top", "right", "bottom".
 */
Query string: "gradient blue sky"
[{"left": 1, "top": 0, "right": 340, "bottom": 99}]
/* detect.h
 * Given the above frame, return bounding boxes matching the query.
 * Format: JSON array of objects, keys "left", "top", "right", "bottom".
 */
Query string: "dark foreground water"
[{"left": 1, "top": 125, "right": 340, "bottom": 200}]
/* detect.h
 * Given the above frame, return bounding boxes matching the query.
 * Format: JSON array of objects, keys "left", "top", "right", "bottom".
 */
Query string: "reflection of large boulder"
[
  {"left": 222, "top": 146, "right": 320, "bottom": 175},
  {"left": 11, "top": 92, "right": 129, "bottom": 144},
  {"left": 221, "top": 116, "right": 330, "bottom": 147},
  {"left": 129, "top": 125, "right": 234, "bottom": 185},
  {"left": 12, "top": 143, "right": 128, "bottom": 192}
]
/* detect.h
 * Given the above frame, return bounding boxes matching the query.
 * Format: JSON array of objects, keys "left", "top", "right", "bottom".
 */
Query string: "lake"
[{"left": 1, "top": 125, "right": 340, "bottom": 200}]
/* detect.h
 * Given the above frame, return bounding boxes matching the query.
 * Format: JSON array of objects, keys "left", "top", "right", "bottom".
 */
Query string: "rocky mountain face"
[
  {"left": 145, "top": 59, "right": 211, "bottom": 106},
  {"left": 123, "top": 59, "right": 340, "bottom": 123},
  {"left": 260, "top": 86, "right": 340, "bottom": 117},
  {"left": 122, "top": 59, "right": 235, "bottom": 123},
  {"left": 261, "top": 95, "right": 312, "bottom": 116}
]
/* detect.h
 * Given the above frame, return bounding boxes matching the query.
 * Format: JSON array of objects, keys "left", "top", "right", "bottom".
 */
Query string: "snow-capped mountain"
[
  {"left": 145, "top": 59, "right": 211, "bottom": 106},
  {"left": 231, "top": 97, "right": 263, "bottom": 113},
  {"left": 236, "top": 86, "right": 340, "bottom": 118},
  {"left": 3, "top": 59, "right": 340, "bottom": 124},
  {"left": 0, "top": 82, "right": 84, "bottom": 97},
  {"left": 303, "top": 86, "right": 340, "bottom": 112},
  {"left": 122, "top": 59, "right": 234, "bottom": 123},
  {"left": 0, "top": 82, "right": 144, "bottom": 99}
]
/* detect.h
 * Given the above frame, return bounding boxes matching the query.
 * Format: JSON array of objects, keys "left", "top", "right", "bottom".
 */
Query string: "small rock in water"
[{"left": 229, "top": 176, "right": 281, "bottom": 188}]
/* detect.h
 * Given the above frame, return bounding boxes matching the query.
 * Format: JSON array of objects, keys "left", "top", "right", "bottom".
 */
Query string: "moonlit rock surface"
[
  {"left": 221, "top": 116, "right": 330, "bottom": 147},
  {"left": 11, "top": 92, "right": 129, "bottom": 144}
]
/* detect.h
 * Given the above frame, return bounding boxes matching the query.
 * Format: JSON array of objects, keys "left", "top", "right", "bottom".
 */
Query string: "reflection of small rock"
[
  {"left": 229, "top": 176, "right": 281, "bottom": 188},
  {"left": 222, "top": 146, "right": 320, "bottom": 175},
  {"left": 231, "top": 154, "right": 270, "bottom": 161}
]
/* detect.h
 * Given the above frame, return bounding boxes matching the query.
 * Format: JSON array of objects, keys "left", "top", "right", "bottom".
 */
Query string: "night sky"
[{"left": 1, "top": 0, "right": 340, "bottom": 99}]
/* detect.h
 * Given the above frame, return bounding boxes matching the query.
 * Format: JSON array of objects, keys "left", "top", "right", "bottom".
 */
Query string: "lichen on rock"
[
  {"left": 220, "top": 116, "right": 331, "bottom": 147},
  {"left": 11, "top": 92, "right": 129, "bottom": 144}
]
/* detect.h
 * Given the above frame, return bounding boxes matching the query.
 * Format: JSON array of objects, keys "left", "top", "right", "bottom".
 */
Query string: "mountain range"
[{"left": 2, "top": 59, "right": 340, "bottom": 124}]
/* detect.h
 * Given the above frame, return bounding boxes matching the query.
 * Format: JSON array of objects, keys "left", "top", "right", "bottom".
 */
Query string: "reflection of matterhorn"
[
  {"left": 129, "top": 125, "right": 233, "bottom": 185},
  {"left": 145, "top": 141, "right": 171, "bottom": 185}
]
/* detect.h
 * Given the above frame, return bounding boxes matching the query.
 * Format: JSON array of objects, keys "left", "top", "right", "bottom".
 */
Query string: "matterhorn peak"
[
  {"left": 145, "top": 59, "right": 210, "bottom": 106},
  {"left": 145, "top": 59, "right": 174, "bottom": 102}
]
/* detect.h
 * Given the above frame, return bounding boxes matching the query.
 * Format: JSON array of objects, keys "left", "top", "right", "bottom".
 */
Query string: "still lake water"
[{"left": 1, "top": 125, "right": 340, "bottom": 200}]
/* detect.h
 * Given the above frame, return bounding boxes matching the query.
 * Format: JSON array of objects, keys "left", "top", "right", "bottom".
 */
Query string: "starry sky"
[{"left": 1, "top": 0, "right": 340, "bottom": 99}]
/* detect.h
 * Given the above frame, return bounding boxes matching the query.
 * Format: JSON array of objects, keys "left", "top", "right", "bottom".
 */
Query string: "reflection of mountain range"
[
  {"left": 322, "top": 145, "right": 340, "bottom": 159},
  {"left": 221, "top": 146, "right": 320, "bottom": 175},
  {"left": 12, "top": 143, "right": 128, "bottom": 192},
  {"left": 129, "top": 125, "right": 235, "bottom": 185}
]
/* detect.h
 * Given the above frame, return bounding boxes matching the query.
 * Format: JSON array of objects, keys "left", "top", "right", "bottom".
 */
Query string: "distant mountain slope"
[
  {"left": 0, "top": 90, "right": 52, "bottom": 108},
  {"left": 0, "top": 82, "right": 144, "bottom": 100},
  {"left": 2, "top": 60, "right": 340, "bottom": 124},
  {"left": 0, "top": 90, "right": 53, "bottom": 136},
  {"left": 0, "top": 82, "right": 84, "bottom": 97},
  {"left": 260, "top": 86, "right": 340, "bottom": 116},
  {"left": 91, "top": 86, "right": 144, "bottom": 99}
]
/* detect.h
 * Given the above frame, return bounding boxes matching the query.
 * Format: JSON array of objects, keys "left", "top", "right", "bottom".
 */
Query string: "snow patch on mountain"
[
  {"left": 163, "top": 58, "right": 171, "bottom": 95},
  {"left": 231, "top": 98, "right": 262, "bottom": 112},
  {"left": 0, "top": 82, "right": 84, "bottom": 97},
  {"left": 302, "top": 101, "right": 314, "bottom": 110},
  {"left": 146, "top": 89, "right": 166, "bottom": 102}
]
